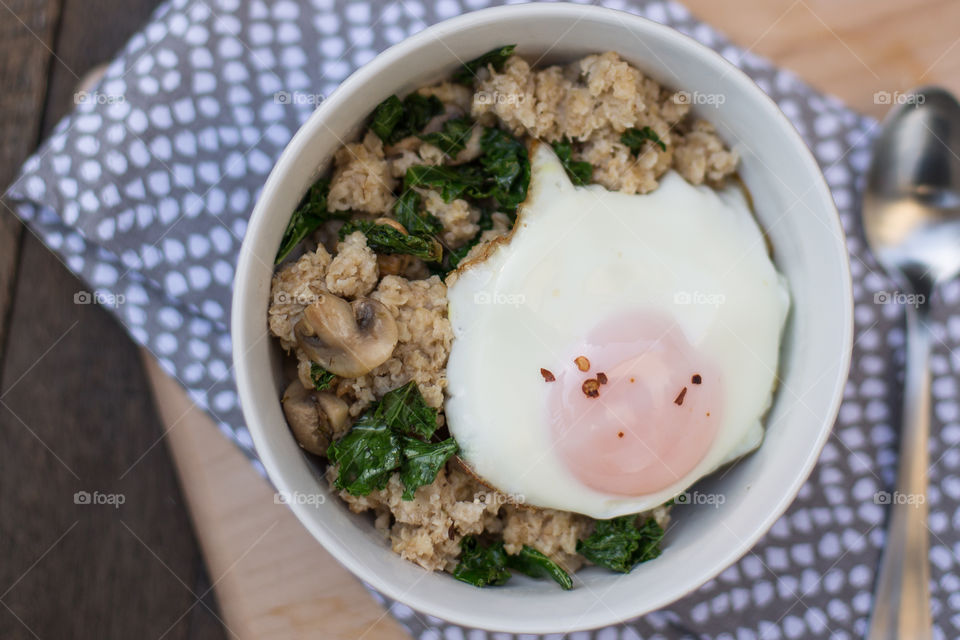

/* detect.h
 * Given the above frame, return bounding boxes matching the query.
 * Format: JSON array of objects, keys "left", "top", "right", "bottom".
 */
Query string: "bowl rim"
[{"left": 233, "top": 2, "right": 854, "bottom": 632}]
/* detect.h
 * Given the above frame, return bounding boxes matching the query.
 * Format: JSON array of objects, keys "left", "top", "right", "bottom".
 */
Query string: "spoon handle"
[{"left": 867, "top": 305, "right": 933, "bottom": 640}]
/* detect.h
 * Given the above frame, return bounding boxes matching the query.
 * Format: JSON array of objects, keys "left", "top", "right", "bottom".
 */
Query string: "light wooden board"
[
  {"left": 143, "top": 353, "right": 408, "bottom": 640},
  {"left": 146, "top": 2, "right": 960, "bottom": 638},
  {"left": 686, "top": 0, "right": 960, "bottom": 119}
]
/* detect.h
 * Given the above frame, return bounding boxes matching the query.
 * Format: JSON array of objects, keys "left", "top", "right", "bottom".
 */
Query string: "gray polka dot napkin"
[{"left": 6, "top": 0, "right": 960, "bottom": 637}]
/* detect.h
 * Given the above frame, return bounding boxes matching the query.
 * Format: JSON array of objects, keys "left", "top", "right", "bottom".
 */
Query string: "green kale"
[
  {"left": 327, "top": 381, "right": 456, "bottom": 500},
  {"left": 398, "top": 436, "right": 458, "bottom": 500},
  {"left": 378, "top": 380, "right": 439, "bottom": 438},
  {"left": 452, "top": 537, "right": 573, "bottom": 589},
  {"left": 369, "top": 95, "right": 404, "bottom": 142},
  {"left": 397, "top": 94, "right": 444, "bottom": 140},
  {"left": 551, "top": 138, "right": 593, "bottom": 186},
  {"left": 396, "top": 125, "right": 528, "bottom": 274},
  {"left": 453, "top": 45, "right": 517, "bottom": 84},
  {"left": 275, "top": 179, "right": 339, "bottom": 263},
  {"left": 452, "top": 536, "right": 512, "bottom": 587},
  {"left": 309, "top": 363, "right": 336, "bottom": 392},
  {"left": 478, "top": 127, "right": 529, "bottom": 212},
  {"left": 576, "top": 515, "right": 665, "bottom": 573},
  {"left": 405, "top": 164, "right": 486, "bottom": 203},
  {"left": 406, "top": 127, "right": 529, "bottom": 213},
  {"left": 393, "top": 188, "right": 443, "bottom": 237},
  {"left": 505, "top": 545, "right": 573, "bottom": 590},
  {"left": 370, "top": 93, "right": 444, "bottom": 144},
  {"left": 327, "top": 418, "right": 402, "bottom": 496},
  {"left": 339, "top": 220, "right": 443, "bottom": 262},
  {"left": 419, "top": 118, "right": 473, "bottom": 157},
  {"left": 621, "top": 126, "right": 667, "bottom": 154}
]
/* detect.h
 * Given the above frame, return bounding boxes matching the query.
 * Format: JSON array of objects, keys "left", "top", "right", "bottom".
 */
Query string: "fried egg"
[{"left": 444, "top": 143, "right": 790, "bottom": 519}]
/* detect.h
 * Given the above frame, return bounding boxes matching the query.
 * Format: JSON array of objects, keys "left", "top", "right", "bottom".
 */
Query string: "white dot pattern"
[{"left": 6, "top": 1, "right": 960, "bottom": 638}]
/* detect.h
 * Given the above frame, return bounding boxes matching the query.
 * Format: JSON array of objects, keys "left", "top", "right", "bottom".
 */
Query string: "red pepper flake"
[
  {"left": 674, "top": 387, "right": 688, "bottom": 406},
  {"left": 596, "top": 372, "right": 608, "bottom": 385},
  {"left": 582, "top": 379, "right": 600, "bottom": 398},
  {"left": 617, "top": 431, "right": 624, "bottom": 438},
  {"left": 540, "top": 368, "right": 555, "bottom": 382},
  {"left": 574, "top": 356, "right": 590, "bottom": 372},
  {"left": 691, "top": 374, "right": 702, "bottom": 385}
]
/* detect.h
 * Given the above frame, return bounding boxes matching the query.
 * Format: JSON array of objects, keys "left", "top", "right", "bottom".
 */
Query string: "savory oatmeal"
[{"left": 268, "top": 46, "right": 744, "bottom": 589}]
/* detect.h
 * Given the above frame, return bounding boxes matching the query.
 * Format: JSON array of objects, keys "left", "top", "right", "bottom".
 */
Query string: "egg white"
[{"left": 444, "top": 143, "right": 790, "bottom": 519}]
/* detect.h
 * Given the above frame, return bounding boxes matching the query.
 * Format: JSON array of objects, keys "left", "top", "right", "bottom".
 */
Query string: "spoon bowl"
[
  {"left": 862, "top": 87, "right": 960, "bottom": 640},
  {"left": 864, "top": 88, "right": 960, "bottom": 294}
]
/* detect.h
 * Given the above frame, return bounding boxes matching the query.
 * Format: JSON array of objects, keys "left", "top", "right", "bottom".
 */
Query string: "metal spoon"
[{"left": 863, "top": 87, "right": 960, "bottom": 640}]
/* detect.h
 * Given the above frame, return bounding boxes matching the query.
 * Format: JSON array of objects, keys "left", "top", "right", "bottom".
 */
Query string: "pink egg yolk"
[{"left": 547, "top": 310, "right": 723, "bottom": 496}]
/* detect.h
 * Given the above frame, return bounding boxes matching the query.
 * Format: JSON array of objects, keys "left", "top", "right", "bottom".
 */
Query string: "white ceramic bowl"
[{"left": 232, "top": 3, "right": 853, "bottom": 634}]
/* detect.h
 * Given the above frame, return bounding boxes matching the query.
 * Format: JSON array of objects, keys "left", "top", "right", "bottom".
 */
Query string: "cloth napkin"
[{"left": 7, "top": 0, "right": 960, "bottom": 637}]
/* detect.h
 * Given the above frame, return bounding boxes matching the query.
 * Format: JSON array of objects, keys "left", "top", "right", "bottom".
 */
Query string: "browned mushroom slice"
[
  {"left": 373, "top": 217, "right": 408, "bottom": 234},
  {"left": 294, "top": 292, "right": 399, "bottom": 378},
  {"left": 371, "top": 219, "right": 414, "bottom": 276},
  {"left": 281, "top": 380, "right": 350, "bottom": 455},
  {"left": 377, "top": 253, "right": 413, "bottom": 276}
]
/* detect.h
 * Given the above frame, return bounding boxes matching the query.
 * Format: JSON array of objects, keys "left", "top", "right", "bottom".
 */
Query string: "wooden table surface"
[{"left": 1, "top": 1, "right": 958, "bottom": 638}]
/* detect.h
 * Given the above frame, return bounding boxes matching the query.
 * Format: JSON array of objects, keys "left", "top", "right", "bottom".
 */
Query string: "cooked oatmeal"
[{"left": 268, "top": 48, "right": 735, "bottom": 581}]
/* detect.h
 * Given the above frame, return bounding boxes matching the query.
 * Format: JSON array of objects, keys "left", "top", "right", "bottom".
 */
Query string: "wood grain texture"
[
  {"left": 0, "top": 0, "right": 58, "bottom": 382},
  {"left": 0, "top": 239, "right": 220, "bottom": 639},
  {"left": 0, "top": 0, "right": 225, "bottom": 639},
  {"left": 683, "top": 0, "right": 960, "bottom": 118},
  {"left": 143, "top": 353, "right": 411, "bottom": 640}
]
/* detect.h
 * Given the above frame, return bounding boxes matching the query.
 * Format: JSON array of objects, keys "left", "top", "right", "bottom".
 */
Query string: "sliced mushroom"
[
  {"left": 281, "top": 380, "right": 350, "bottom": 455},
  {"left": 373, "top": 217, "right": 408, "bottom": 234},
  {"left": 294, "top": 292, "right": 399, "bottom": 377},
  {"left": 377, "top": 253, "right": 412, "bottom": 276}
]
